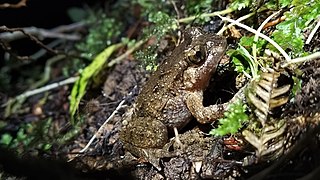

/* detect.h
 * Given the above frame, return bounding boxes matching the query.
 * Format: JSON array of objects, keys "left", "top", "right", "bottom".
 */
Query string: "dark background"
[{"left": 0, "top": 0, "right": 100, "bottom": 28}]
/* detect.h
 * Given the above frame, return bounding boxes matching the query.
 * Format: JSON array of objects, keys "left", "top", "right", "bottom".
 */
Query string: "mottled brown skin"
[{"left": 120, "top": 27, "right": 227, "bottom": 168}]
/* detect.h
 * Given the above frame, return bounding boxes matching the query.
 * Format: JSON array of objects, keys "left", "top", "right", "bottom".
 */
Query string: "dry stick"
[
  {"left": 107, "top": 39, "right": 146, "bottom": 67},
  {"left": 218, "top": 15, "right": 291, "bottom": 62},
  {"left": 252, "top": 11, "right": 281, "bottom": 63},
  {"left": 78, "top": 100, "right": 125, "bottom": 153},
  {"left": 169, "top": 0, "right": 181, "bottom": 20},
  {"left": 173, "top": 127, "right": 182, "bottom": 146},
  {"left": 262, "top": 16, "right": 286, "bottom": 30},
  {"left": 0, "top": 26, "right": 81, "bottom": 42},
  {"left": 0, "top": 23, "right": 84, "bottom": 61},
  {"left": 216, "top": 12, "right": 255, "bottom": 35},
  {"left": 31, "top": 55, "right": 66, "bottom": 89},
  {"left": 50, "top": 21, "right": 86, "bottom": 34},
  {"left": 79, "top": 86, "right": 137, "bottom": 153},
  {"left": 178, "top": 8, "right": 233, "bottom": 23},
  {"left": 306, "top": 17, "right": 320, "bottom": 45},
  {"left": 30, "top": 39, "right": 64, "bottom": 60},
  {"left": 2, "top": 77, "right": 79, "bottom": 107},
  {"left": 282, "top": 51, "right": 320, "bottom": 67},
  {"left": 0, "top": 26, "right": 58, "bottom": 55}
]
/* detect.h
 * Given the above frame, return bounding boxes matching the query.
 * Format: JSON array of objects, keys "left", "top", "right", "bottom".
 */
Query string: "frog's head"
[{"left": 183, "top": 27, "right": 227, "bottom": 90}]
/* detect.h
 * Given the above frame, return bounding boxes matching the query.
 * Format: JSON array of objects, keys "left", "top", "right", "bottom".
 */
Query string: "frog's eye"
[{"left": 187, "top": 45, "right": 206, "bottom": 64}]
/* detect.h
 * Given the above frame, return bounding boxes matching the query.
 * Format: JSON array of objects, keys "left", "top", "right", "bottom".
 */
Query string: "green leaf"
[
  {"left": 227, "top": 45, "right": 259, "bottom": 78},
  {"left": 229, "top": 0, "right": 252, "bottom": 11},
  {"left": 240, "top": 36, "right": 266, "bottom": 51},
  {"left": 42, "top": 144, "right": 52, "bottom": 151},
  {"left": 0, "top": 133, "right": 13, "bottom": 146},
  {"left": 232, "top": 56, "right": 245, "bottom": 73},
  {"left": 227, "top": 49, "right": 249, "bottom": 74},
  {"left": 69, "top": 43, "right": 123, "bottom": 124},
  {"left": 76, "top": 11, "right": 124, "bottom": 59},
  {"left": 279, "top": 0, "right": 291, "bottom": 8},
  {"left": 269, "top": 1, "right": 320, "bottom": 57},
  {"left": 186, "top": 0, "right": 213, "bottom": 14}
]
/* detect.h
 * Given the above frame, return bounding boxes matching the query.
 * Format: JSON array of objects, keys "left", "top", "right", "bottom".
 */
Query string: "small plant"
[
  {"left": 135, "top": 45, "right": 158, "bottom": 71},
  {"left": 269, "top": 0, "right": 320, "bottom": 57},
  {"left": 210, "top": 100, "right": 249, "bottom": 136},
  {"left": 185, "top": 0, "right": 214, "bottom": 23},
  {"left": 135, "top": 11, "right": 178, "bottom": 71},
  {"left": 0, "top": 122, "right": 52, "bottom": 154},
  {"left": 76, "top": 11, "right": 124, "bottom": 60},
  {"left": 227, "top": 44, "right": 259, "bottom": 79}
]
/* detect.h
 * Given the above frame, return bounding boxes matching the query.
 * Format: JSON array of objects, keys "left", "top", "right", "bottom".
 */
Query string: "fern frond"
[
  {"left": 242, "top": 120, "right": 286, "bottom": 160},
  {"left": 247, "top": 68, "right": 291, "bottom": 126}
]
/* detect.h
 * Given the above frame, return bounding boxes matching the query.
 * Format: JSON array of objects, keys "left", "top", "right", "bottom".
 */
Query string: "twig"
[
  {"left": 262, "top": 16, "right": 286, "bottom": 30},
  {"left": 218, "top": 15, "right": 291, "bottom": 62},
  {"left": 78, "top": 86, "right": 137, "bottom": 153},
  {"left": 2, "top": 76, "right": 79, "bottom": 108},
  {"left": 0, "top": 26, "right": 81, "bottom": 42},
  {"left": 282, "top": 51, "right": 320, "bottom": 67},
  {"left": 169, "top": 0, "right": 181, "bottom": 20},
  {"left": 0, "top": 0, "right": 28, "bottom": 9},
  {"left": 50, "top": 21, "right": 86, "bottom": 33},
  {"left": 178, "top": 8, "right": 233, "bottom": 23},
  {"left": 0, "top": 26, "right": 59, "bottom": 55},
  {"left": 306, "top": 17, "right": 320, "bottom": 45},
  {"left": 30, "top": 55, "right": 66, "bottom": 89},
  {"left": 252, "top": 11, "right": 280, "bottom": 62},
  {"left": 107, "top": 39, "right": 146, "bottom": 67},
  {"left": 30, "top": 39, "right": 64, "bottom": 60},
  {"left": 217, "top": 12, "right": 255, "bottom": 35},
  {"left": 78, "top": 99, "right": 125, "bottom": 153}
]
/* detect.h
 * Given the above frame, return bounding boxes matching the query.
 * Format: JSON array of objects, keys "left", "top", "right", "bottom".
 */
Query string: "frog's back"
[{"left": 134, "top": 38, "right": 191, "bottom": 118}]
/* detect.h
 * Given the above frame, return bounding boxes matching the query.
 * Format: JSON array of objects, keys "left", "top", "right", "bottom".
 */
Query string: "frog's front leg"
[{"left": 185, "top": 91, "right": 227, "bottom": 124}]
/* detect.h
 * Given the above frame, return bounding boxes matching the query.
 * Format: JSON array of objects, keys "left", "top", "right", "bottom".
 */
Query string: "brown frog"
[{"left": 120, "top": 27, "right": 227, "bottom": 169}]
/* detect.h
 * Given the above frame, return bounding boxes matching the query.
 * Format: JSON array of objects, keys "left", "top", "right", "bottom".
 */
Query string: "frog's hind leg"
[{"left": 126, "top": 117, "right": 169, "bottom": 149}]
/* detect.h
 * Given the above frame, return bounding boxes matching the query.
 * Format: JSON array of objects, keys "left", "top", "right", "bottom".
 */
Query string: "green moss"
[{"left": 210, "top": 100, "right": 249, "bottom": 136}]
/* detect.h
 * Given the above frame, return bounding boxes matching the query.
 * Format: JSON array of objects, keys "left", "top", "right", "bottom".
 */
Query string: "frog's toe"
[
  {"left": 173, "top": 127, "right": 186, "bottom": 150},
  {"left": 148, "top": 157, "right": 162, "bottom": 171}
]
